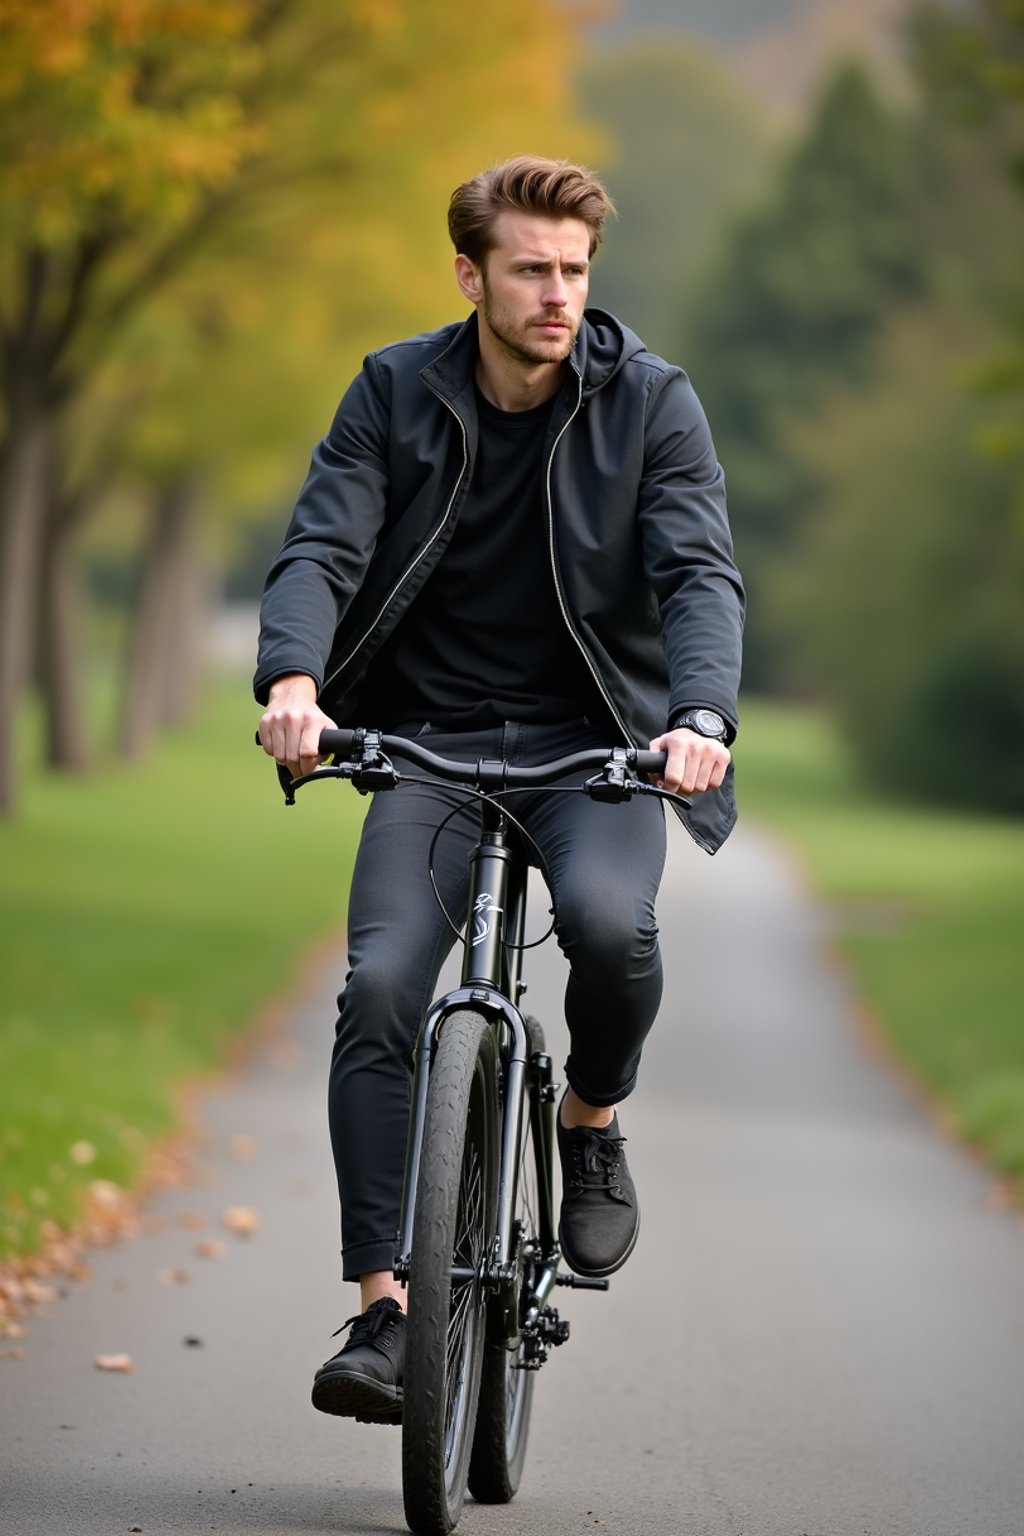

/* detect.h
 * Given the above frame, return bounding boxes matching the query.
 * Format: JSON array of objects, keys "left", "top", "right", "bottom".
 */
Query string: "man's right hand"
[{"left": 258, "top": 674, "right": 337, "bottom": 781}]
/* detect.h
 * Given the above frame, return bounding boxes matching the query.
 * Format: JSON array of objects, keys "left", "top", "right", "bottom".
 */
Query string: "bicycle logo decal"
[{"left": 471, "top": 892, "right": 502, "bottom": 946}]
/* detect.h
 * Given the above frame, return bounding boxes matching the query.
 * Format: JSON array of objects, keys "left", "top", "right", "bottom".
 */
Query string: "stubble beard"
[{"left": 479, "top": 287, "right": 579, "bottom": 369}]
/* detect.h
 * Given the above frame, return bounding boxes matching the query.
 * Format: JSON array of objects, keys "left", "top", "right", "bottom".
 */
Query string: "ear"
[{"left": 454, "top": 253, "right": 483, "bottom": 306}]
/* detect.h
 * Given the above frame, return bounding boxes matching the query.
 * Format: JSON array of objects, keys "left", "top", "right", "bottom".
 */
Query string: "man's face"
[{"left": 470, "top": 211, "right": 591, "bottom": 369}]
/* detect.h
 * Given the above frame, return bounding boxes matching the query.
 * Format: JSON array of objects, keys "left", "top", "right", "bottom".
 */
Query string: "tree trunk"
[
  {"left": 0, "top": 404, "right": 50, "bottom": 815},
  {"left": 118, "top": 480, "right": 205, "bottom": 759},
  {"left": 36, "top": 470, "right": 91, "bottom": 772},
  {"left": 160, "top": 538, "right": 211, "bottom": 730}
]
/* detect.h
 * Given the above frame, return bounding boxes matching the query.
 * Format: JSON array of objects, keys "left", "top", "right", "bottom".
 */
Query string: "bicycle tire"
[
  {"left": 402, "top": 1009, "right": 498, "bottom": 1536},
  {"left": 467, "top": 1015, "right": 545, "bottom": 1504}
]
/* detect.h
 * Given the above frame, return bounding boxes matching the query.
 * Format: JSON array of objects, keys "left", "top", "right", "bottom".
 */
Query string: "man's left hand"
[{"left": 647, "top": 727, "right": 731, "bottom": 795}]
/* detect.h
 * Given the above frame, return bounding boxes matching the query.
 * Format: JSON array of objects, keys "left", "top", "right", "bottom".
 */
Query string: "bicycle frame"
[
  {"left": 259, "top": 725, "right": 669, "bottom": 1357},
  {"left": 393, "top": 796, "right": 561, "bottom": 1339}
]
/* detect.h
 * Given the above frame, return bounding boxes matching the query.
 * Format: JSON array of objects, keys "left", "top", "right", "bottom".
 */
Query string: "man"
[{"left": 255, "top": 156, "right": 743, "bottom": 1424}]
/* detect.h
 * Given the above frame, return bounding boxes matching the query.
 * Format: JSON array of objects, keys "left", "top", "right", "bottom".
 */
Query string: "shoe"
[
  {"left": 311, "top": 1296, "right": 405, "bottom": 1424},
  {"left": 557, "top": 1110, "right": 640, "bottom": 1278}
]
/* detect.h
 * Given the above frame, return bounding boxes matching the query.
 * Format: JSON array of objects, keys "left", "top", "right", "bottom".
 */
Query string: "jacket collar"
[{"left": 420, "top": 308, "right": 633, "bottom": 411}]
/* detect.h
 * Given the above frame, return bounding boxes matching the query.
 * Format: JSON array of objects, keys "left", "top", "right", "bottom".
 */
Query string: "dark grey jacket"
[{"left": 255, "top": 309, "right": 744, "bottom": 853}]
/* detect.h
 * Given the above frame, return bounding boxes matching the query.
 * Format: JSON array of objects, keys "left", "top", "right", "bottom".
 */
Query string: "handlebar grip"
[
  {"left": 633, "top": 750, "right": 667, "bottom": 776},
  {"left": 318, "top": 728, "right": 359, "bottom": 756}
]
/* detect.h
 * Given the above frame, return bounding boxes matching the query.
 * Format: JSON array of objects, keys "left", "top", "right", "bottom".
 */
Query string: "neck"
[{"left": 474, "top": 335, "right": 567, "bottom": 413}]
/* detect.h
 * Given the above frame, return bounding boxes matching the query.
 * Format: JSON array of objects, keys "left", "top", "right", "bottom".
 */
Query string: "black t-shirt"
[{"left": 368, "top": 386, "right": 610, "bottom": 729}]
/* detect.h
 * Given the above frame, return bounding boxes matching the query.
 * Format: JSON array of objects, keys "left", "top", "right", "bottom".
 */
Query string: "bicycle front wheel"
[
  {"left": 402, "top": 1009, "right": 498, "bottom": 1536},
  {"left": 467, "top": 1015, "right": 546, "bottom": 1503}
]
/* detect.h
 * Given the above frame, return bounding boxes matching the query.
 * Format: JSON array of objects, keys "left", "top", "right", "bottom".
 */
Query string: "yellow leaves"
[{"left": 0, "top": 0, "right": 261, "bottom": 244}]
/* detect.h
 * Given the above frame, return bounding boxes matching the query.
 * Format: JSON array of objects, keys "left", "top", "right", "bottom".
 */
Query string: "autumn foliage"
[{"left": 0, "top": 0, "right": 596, "bottom": 811}]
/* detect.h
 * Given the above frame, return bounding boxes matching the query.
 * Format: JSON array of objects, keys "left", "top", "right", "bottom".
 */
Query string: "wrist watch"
[{"left": 673, "top": 708, "right": 728, "bottom": 743}]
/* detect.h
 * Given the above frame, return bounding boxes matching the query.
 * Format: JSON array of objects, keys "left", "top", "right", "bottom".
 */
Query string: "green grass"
[
  {"left": 0, "top": 681, "right": 364, "bottom": 1260},
  {"left": 738, "top": 700, "right": 1024, "bottom": 1183},
  {"left": 4, "top": 690, "right": 1021, "bottom": 1260}
]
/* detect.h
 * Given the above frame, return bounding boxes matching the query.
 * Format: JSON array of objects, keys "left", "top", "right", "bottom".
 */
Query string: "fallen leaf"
[
  {"left": 194, "top": 1239, "right": 229, "bottom": 1260},
  {"left": 178, "top": 1211, "right": 206, "bottom": 1230},
  {"left": 69, "top": 1141, "right": 97, "bottom": 1166},
  {"left": 229, "top": 1134, "right": 259, "bottom": 1162},
  {"left": 0, "top": 1347, "right": 26, "bottom": 1360},
  {"left": 88, "top": 1180, "right": 124, "bottom": 1208},
  {"left": 986, "top": 1181, "right": 1012, "bottom": 1213},
  {"left": 158, "top": 1268, "right": 190, "bottom": 1286},
  {"left": 21, "top": 1279, "right": 57, "bottom": 1306},
  {"left": 94, "top": 1353, "right": 134, "bottom": 1373},
  {"left": 222, "top": 1206, "right": 261, "bottom": 1238},
  {"left": 268, "top": 1039, "right": 303, "bottom": 1072}
]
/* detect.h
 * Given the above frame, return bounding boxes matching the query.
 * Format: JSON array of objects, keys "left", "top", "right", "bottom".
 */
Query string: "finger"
[
  {"left": 664, "top": 744, "right": 691, "bottom": 795},
  {"left": 693, "top": 747, "right": 730, "bottom": 794},
  {"left": 693, "top": 751, "right": 715, "bottom": 795},
  {"left": 298, "top": 719, "right": 324, "bottom": 778}
]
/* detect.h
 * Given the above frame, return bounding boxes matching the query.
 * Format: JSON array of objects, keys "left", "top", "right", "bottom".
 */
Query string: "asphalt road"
[{"left": 2, "top": 820, "right": 1023, "bottom": 1536}]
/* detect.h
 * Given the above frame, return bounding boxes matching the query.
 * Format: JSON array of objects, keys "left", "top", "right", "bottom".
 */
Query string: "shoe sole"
[
  {"left": 311, "top": 1366, "right": 403, "bottom": 1425},
  {"left": 558, "top": 1209, "right": 640, "bottom": 1279}
]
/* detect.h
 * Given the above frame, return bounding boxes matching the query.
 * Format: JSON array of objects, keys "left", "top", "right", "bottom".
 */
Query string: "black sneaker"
[
  {"left": 557, "top": 1112, "right": 640, "bottom": 1278},
  {"left": 311, "top": 1296, "right": 405, "bottom": 1425}
]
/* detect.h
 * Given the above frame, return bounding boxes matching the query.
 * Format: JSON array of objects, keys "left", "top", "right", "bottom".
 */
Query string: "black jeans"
[{"left": 328, "top": 718, "right": 667, "bottom": 1281}]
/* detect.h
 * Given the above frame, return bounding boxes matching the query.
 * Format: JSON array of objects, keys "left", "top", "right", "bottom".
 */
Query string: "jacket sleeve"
[
  {"left": 253, "top": 355, "right": 391, "bottom": 704},
  {"left": 636, "top": 368, "right": 745, "bottom": 739}
]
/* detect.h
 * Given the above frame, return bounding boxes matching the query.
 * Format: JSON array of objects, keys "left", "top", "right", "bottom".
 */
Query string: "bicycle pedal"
[{"left": 555, "top": 1272, "right": 610, "bottom": 1291}]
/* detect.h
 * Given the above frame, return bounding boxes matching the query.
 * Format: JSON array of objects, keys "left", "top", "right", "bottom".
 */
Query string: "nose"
[{"left": 542, "top": 269, "right": 568, "bottom": 308}]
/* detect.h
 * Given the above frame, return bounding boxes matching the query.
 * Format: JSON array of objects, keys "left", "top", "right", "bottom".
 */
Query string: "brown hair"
[{"left": 448, "top": 156, "right": 615, "bottom": 265}]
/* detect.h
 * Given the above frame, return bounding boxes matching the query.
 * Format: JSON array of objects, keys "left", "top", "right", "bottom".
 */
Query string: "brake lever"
[{"left": 276, "top": 762, "right": 297, "bottom": 805}]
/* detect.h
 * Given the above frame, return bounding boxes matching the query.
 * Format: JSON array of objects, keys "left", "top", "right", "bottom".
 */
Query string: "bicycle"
[{"left": 265, "top": 725, "right": 678, "bottom": 1536}]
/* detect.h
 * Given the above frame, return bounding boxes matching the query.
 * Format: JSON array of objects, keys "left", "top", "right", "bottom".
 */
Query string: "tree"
[
  {"left": 0, "top": 0, "right": 595, "bottom": 809},
  {"left": 765, "top": 2, "right": 1024, "bottom": 809},
  {"left": 681, "top": 63, "right": 929, "bottom": 689},
  {"left": 910, "top": 0, "right": 1024, "bottom": 497},
  {"left": 781, "top": 306, "right": 1024, "bottom": 811},
  {"left": 576, "top": 37, "right": 777, "bottom": 352}
]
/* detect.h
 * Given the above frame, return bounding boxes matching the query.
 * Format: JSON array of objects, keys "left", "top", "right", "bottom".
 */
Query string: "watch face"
[{"left": 692, "top": 709, "right": 726, "bottom": 738}]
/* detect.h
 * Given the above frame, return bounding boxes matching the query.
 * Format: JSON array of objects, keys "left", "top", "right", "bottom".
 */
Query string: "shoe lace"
[
  {"left": 567, "top": 1127, "right": 626, "bottom": 1194},
  {"left": 331, "top": 1299, "right": 401, "bottom": 1347}
]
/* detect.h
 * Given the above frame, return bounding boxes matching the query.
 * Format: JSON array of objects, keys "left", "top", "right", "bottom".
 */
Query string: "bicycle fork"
[{"left": 394, "top": 803, "right": 531, "bottom": 1285}]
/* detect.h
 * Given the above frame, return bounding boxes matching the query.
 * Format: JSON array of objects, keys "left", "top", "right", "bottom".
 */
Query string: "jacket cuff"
[{"left": 253, "top": 667, "right": 322, "bottom": 708}]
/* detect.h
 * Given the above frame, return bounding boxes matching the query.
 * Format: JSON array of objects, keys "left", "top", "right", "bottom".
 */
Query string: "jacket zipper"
[
  {"left": 546, "top": 367, "right": 632, "bottom": 744},
  {"left": 321, "top": 388, "right": 470, "bottom": 692}
]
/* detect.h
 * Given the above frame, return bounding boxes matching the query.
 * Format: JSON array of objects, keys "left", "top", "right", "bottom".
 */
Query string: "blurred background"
[{"left": 1, "top": 0, "right": 1022, "bottom": 1271}]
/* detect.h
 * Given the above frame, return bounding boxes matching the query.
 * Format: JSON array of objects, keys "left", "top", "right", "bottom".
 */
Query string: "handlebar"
[
  {"left": 315, "top": 728, "right": 668, "bottom": 788},
  {"left": 255, "top": 726, "right": 685, "bottom": 806}
]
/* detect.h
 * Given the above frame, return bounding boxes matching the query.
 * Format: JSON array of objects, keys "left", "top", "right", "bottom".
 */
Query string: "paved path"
[{"left": 2, "top": 822, "right": 1023, "bottom": 1535}]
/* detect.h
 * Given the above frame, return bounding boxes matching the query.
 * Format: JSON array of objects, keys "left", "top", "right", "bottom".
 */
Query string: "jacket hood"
[{"left": 572, "top": 307, "right": 648, "bottom": 398}]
